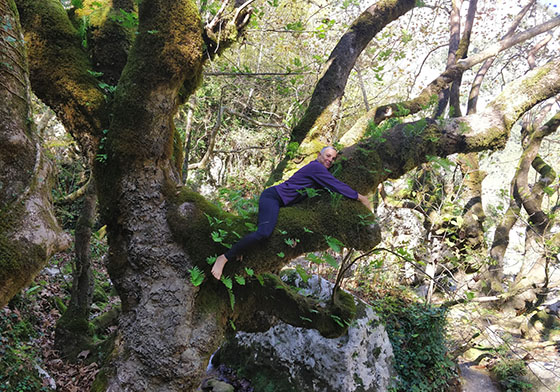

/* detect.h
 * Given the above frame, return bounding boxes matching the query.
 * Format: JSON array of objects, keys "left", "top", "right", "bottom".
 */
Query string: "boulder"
[{"left": 213, "top": 273, "right": 396, "bottom": 392}]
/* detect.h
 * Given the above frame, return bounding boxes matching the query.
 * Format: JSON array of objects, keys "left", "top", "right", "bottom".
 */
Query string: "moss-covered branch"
[
  {"left": 16, "top": 0, "right": 108, "bottom": 159},
  {"left": 514, "top": 112, "right": 560, "bottom": 235},
  {"left": 231, "top": 274, "right": 356, "bottom": 338},
  {"left": 339, "top": 16, "right": 560, "bottom": 146},
  {"left": 72, "top": 0, "right": 137, "bottom": 86},
  {"left": 332, "top": 59, "right": 560, "bottom": 196},
  {"left": 167, "top": 187, "right": 380, "bottom": 279},
  {"left": 268, "top": 0, "right": 416, "bottom": 183}
]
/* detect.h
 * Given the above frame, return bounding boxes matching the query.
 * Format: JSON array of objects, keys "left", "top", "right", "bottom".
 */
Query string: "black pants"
[{"left": 225, "top": 187, "right": 284, "bottom": 261}]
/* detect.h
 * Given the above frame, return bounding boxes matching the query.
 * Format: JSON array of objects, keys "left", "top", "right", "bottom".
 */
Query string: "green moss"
[
  {"left": 0, "top": 203, "right": 49, "bottom": 306},
  {"left": 57, "top": 311, "right": 92, "bottom": 334},
  {"left": 90, "top": 368, "right": 109, "bottom": 392}
]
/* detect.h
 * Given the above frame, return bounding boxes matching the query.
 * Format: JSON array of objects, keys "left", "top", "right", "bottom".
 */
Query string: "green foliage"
[
  {"left": 285, "top": 20, "right": 304, "bottom": 32},
  {"left": 221, "top": 276, "right": 233, "bottom": 290},
  {"left": 492, "top": 359, "right": 532, "bottom": 392},
  {"left": 285, "top": 141, "right": 300, "bottom": 159},
  {"left": 365, "top": 117, "right": 401, "bottom": 143},
  {"left": 0, "top": 304, "right": 53, "bottom": 391},
  {"left": 245, "top": 267, "right": 254, "bottom": 276},
  {"left": 371, "top": 296, "right": 456, "bottom": 392},
  {"left": 297, "top": 187, "right": 320, "bottom": 198},
  {"left": 295, "top": 264, "right": 310, "bottom": 283},
  {"left": 189, "top": 266, "right": 205, "bottom": 286},
  {"left": 325, "top": 235, "right": 343, "bottom": 253},
  {"left": 110, "top": 9, "right": 138, "bottom": 29}
]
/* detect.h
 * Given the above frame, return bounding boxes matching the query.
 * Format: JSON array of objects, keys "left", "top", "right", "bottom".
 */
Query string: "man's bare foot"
[{"left": 211, "top": 254, "right": 228, "bottom": 280}]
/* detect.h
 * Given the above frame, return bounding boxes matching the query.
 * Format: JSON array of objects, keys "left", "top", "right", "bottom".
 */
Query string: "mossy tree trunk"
[
  {"left": 0, "top": 0, "right": 69, "bottom": 308},
  {"left": 6, "top": 0, "right": 560, "bottom": 390},
  {"left": 55, "top": 180, "right": 97, "bottom": 359}
]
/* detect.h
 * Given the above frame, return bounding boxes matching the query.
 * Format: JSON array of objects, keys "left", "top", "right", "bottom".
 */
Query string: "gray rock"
[
  {"left": 200, "top": 378, "right": 235, "bottom": 392},
  {"left": 214, "top": 274, "right": 396, "bottom": 392}
]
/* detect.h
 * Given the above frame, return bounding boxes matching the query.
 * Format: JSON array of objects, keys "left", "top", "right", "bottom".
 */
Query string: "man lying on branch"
[{"left": 211, "top": 146, "right": 371, "bottom": 280}]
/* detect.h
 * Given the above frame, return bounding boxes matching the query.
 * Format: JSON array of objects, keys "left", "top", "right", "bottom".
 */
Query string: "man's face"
[{"left": 317, "top": 148, "right": 337, "bottom": 169}]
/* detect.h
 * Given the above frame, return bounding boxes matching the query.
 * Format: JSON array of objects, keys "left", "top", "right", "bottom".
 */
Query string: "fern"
[{"left": 189, "top": 267, "right": 204, "bottom": 286}]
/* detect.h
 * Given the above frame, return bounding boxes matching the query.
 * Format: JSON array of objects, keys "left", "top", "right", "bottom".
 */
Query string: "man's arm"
[
  {"left": 312, "top": 163, "right": 371, "bottom": 210},
  {"left": 357, "top": 193, "right": 372, "bottom": 210}
]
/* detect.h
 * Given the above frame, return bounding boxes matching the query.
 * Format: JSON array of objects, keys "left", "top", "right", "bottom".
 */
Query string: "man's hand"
[{"left": 357, "top": 193, "right": 372, "bottom": 211}]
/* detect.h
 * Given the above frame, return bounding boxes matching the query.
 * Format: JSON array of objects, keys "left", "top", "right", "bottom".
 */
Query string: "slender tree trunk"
[{"left": 55, "top": 180, "right": 98, "bottom": 358}]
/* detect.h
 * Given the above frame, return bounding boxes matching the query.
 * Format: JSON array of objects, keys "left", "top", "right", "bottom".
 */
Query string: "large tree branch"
[
  {"left": 167, "top": 188, "right": 380, "bottom": 280},
  {"left": 1, "top": 0, "right": 70, "bottom": 307},
  {"left": 515, "top": 111, "right": 560, "bottom": 235},
  {"left": 232, "top": 274, "right": 356, "bottom": 338},
  {"left": 339, "top": 15, "right": 560, "bottom": 146},
  {"left": 335, "top": 60, "right": 560, "bottom": 195},
  {"left": 16, "top": 0, "right": 108, "bottom": 160},
  {"left": 73, "top": 0, "right": 137, "bottom": 86},
  {"left": 467, "top": 0, "right": 535, "bottom": 114},
  {"left": 268, "top": 0, "right": 417, "bottom": 184}
]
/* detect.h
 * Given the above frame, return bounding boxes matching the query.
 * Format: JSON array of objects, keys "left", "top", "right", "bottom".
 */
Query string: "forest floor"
[{"left": 1, "top": 250, "right": 110, "bottom": 392}]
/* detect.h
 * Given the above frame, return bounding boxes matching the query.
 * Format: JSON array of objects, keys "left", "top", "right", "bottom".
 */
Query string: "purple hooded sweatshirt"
[{"left": 274, "top": 160, "right": 358, "bottom": 205}]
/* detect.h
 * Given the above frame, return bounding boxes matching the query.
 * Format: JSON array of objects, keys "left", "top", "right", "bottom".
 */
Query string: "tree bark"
[
  {"left": 0, "top": 0, "right": 69, "bottom": 307},
  {"left": 55, "top": 180, "right": 98, "bottom": 358}
]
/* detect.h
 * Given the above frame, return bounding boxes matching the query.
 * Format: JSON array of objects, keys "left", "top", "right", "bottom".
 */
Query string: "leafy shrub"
[
  {"left": 0, "top": 303, "right": 52, "bottom": 391},
  {"left": 371, "top": 296, "right": 457, "bottom": 392},
  {"left": 492, "top": 359, "right": 532, "bottom": 392}
]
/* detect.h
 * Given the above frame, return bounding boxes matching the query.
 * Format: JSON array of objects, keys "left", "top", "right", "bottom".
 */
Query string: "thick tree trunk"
[{"left": 0, "top": 0, "right": 69, "bottom": 307}]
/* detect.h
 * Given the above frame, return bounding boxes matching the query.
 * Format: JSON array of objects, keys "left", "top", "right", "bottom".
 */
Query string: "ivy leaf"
[
  {"left": 245, "top": 267, "right": 254, "bottom": 276},
  {"left": 206, "top": 255, "right": 217, "bottom": 265},
  {"left": 189, "top": 267, "right": 204, "bottom": 287},
  {"left": 295, "top": 265, "right": 310, "bottom": 283},
  {"left": 330, "top": 314, "right": 345, "bottom": 327},
  {"left": 325, "top": 235, "right": 344, "bottom": 253},
  {"left": 235, "top": 275, "right": 246, "bottom": 285},
  {"left": 277, "top": 252, "right": 285, "bottom": 258},
  {"left": 306, "top": 253, "right": 324, "bottom": 264},
  {"left": 324, "top": 254, "right": 339, "bottom": 268},
  {"left": 211, "top": 231, "right": 223, "bottom": 243},
  {"left": 221, "top": 276, "right": 233, "bottom": 290}
]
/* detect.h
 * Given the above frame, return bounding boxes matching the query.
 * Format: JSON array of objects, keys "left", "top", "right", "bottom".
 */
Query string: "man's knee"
[{"left": 255, "top": 228, "right": 274, "bottom": 240}]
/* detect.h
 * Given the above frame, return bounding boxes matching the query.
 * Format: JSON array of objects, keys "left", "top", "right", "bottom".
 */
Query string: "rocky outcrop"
[{"left": 212, "top": 273, "right": 396, "bottom": 392}]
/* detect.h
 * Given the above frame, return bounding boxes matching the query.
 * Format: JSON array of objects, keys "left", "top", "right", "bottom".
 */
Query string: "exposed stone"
[
  {"left": 213, "top": 274, "right": 395, "bottom": 392},
  {"left": 200, "top": 378, "right": 235, "bottom": 392}
]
